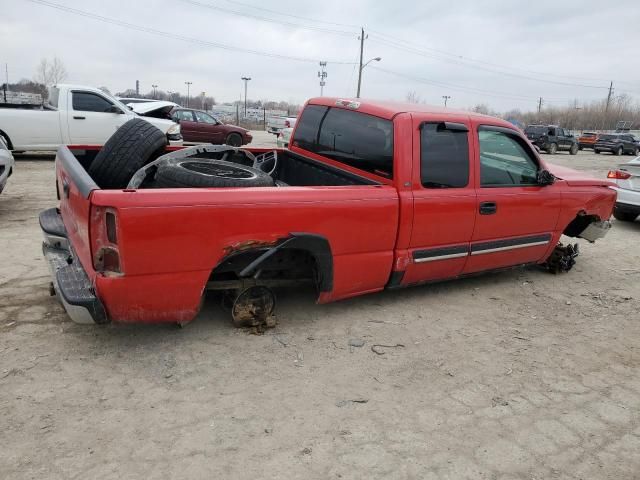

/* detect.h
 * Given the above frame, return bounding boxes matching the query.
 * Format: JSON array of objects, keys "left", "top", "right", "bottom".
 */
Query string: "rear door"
[
  {"left": 193, "top": 110, "right": 224, "bottom": 143},
  {"left": 172, "top": 109, "right": 198, "bottom": 142},
  {"left": 67, "top": 91, "right": 127, "bottom": 144},
  {"left": 401, "top": 116, "right": 476, "bottom": 285},
  {"left": 464, "top": 124, "right": 562, "bottom": 274}
]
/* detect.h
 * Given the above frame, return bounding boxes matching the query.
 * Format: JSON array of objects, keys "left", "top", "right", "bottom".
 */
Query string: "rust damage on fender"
[{"left": 223, "top": 238, "right": 281, "bottom": 255}]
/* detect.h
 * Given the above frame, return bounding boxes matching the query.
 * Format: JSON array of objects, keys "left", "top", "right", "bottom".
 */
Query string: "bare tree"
[
  {"left": 34, "top": 57, "right": 68, "bottom": 86},
  {"left": 405, "top": 91, "right": 421, "bottom": 104}
]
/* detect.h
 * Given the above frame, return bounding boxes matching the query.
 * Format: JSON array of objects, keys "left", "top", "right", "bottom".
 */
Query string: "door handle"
[
  {"left": 479, "top": 201, "right": 497, "bottom": 215},
  {"left": 73, "top": 116, "right": 86, "bottom": 120}
]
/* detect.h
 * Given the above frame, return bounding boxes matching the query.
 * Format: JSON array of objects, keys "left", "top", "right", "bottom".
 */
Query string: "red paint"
[{"left": 56, "top": 98, "right": 617, "bottom": 324}]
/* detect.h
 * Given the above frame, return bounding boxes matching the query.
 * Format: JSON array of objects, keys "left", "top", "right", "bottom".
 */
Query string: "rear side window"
[
  {"left": 420, "top": 123, "right": 469, "bottom": 188},
  {"left": 293, "top": 105, "right": 394, "bottom": 178},
  {"left": 72, "top": 92, "right": 114, "bottom": 113},
  {"left": 173, "top": 110, "right": 195, "bottom": 122}
]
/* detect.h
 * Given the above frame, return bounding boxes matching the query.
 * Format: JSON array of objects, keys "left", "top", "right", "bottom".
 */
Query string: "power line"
[
  {"left": 178, "top": 0, "right": 356, "bottom": 36},
  {"left": 220, "top": 0, "right": 359, "bottom": 29},
  {"left": 369, "top": 65, "right": 545, "bottom": 102},
  {"left": 367, "top": 29, "right": 635, "bottom": 88},
  {"left": 368, "top": 35, "right": 608, "bottom": 90},
  {"left": 24, "top": 0, "right": 356, "bottom": 65}
]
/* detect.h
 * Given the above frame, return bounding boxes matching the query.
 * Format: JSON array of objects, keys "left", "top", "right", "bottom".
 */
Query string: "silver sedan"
[{"left": 609, "top": 156, "right": 640, "bottom": 222}]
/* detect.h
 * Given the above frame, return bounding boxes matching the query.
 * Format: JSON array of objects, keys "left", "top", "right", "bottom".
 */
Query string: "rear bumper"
[{"left": 40, "top": 208, "right": 108, "bottom": 325}]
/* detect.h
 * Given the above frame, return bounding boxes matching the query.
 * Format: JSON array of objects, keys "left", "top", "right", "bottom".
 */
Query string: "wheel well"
[
  {"left": 563, "top": 212, "right": 600, "bottom": 237},
  {"left": 209, "top": 234, "right": 333, "bottom": 293},
  {"left": 0, "top": 130, "right": 12, "bottom": 150},
  {"left": 209, "top": 248, "right": 319, "bottom": 287}
]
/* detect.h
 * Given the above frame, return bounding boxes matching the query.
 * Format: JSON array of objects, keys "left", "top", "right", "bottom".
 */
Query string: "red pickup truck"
[{"left": 41, "top": 98, "right": 615, "bottom": 327}]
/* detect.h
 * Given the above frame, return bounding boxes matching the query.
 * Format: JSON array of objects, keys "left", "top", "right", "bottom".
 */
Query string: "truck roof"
[{"left": 307, "top": 97, "right": 511, "bottom": 126}]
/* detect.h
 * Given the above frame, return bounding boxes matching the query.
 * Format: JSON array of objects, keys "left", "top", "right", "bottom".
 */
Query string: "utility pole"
[
  {"left": 3, "top": 63, "right": 7, "bottom": 103},
  {"left": 538, "top": 97, "right": 543, "bottom": 113},
  {"left": 605, "top": 81, "right": 614, "bottom": 112},
  {"left": 152, "top": 84, "right": 158, "bottom": 99},
  {"left": 442, "top": 95, "right": 451, "bottom": 107},
  {"left": 356, "top": 28, "right": 367, "bottom": 98},
  {"left": 201, "top": 91, "right": 205, "bottom": 110},
  {"left": 135, "top": 80, "right": 140, "bottom": 96},
  {"left": 241, "top": 77, "right": 251, "bottom": 118},
  {"left": 318, "top": 61, "right": 327, "bottom": 96},
  {"left": 185, "top": 81, "right": 192, "bottom": 107}
]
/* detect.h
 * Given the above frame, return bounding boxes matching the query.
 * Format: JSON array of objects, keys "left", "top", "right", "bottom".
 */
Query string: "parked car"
[
  {"left": 608, "top": 157, "right": 640, "bottom": 221},
  {"left": 41, "top": 98, "right": 615, "bottom": 327},
  {"left": 167, "top": 108, "right": 252, "bottom": 147},
  {"left": 276, "top": 127, "right": 293, "bottom": 148},
  {"left": 524, "top": 124, "right": 579, "bottom": 154},
  {"left": 0, "top": 135, "right": 14, "bottom": 194},
  {"left": 266, "top": 115, "right": 297, "bottom": 135},
  {"left": 577, "top": 132, "right": 599, "bottom": 150},
  {"left": 0, "top": 84, "right": 182, "bottom": 151},
  {"left": 594, "top": 133, "right": 639, "bottom": 156}
]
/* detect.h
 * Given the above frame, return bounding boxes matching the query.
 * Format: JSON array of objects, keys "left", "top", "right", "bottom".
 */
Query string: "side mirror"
[
  {"left": 107, "top": 105, "right": 123, "bottom": 114},
  {"left": 537, "top": 169, "right": 555, "bottom": 186}
]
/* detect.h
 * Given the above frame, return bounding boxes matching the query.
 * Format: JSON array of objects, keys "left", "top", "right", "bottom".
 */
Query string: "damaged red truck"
[{"left": 41, "top": 98, "right": 616, "bottom": 326}]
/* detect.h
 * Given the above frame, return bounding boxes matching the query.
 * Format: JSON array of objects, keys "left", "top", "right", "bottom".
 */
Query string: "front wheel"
[
  {"left": 615, "top": 146, "right": 623, "bottom": 156},
  {"left": 569, "top": 144, "right": 578, "bottom": 155},
  {"left": 594, "top": 149, "right": 600, "bottom": 154},
  {"left": 225, "top": 133, "right": 243, "bottom": 147},
  {"left": 547, "top": 143, "right": 558, "bottom": 155},
  {"left": 632, "top": 147, "right": 639, "bottom": 156}
]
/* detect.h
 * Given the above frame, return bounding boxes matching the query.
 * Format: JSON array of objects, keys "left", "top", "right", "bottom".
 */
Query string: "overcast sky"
[{"left": 2, "top": 0, "right": 638, "bottom": 111}]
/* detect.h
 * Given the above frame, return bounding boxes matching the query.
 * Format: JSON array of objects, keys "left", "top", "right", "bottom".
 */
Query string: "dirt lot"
[{"left": 1, "top": 145, "right": 639, "bottom": 479}]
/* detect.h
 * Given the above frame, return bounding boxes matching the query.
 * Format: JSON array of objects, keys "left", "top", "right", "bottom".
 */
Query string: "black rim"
[{"left": 180, "top": 161, "right": 255, "bottom": 179}]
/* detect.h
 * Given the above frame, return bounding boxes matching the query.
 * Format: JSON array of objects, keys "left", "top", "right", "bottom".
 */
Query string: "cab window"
[
  {"left": 293, "top": 105, "right": 394, "bottom": 178},
  {"left": 479, "top": 128, "right": 539, "bottom": 187},
  {"left": 72, "top": 92, "right": 115, "bottom": 113},
  {"left": 420, "top": 122, "right": 469, "bottom": 188}
]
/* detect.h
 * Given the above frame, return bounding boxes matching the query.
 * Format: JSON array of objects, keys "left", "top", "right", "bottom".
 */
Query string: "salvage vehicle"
[
  {"left": 40, "top": 98, "right": 616, "bottom": 327},
  {"left": 608, "top": 157, "right": 640, "bottom": 221},
  {"left": 0, "top": 84, "right": 182, "bottom": 151},
  {"left": 524, "top": 124, "right": 579, "bottom": 155},
  {"left": 266, "top": 115, "right": 296, "bottom": 135},
  {"left": 166, "top": 107, "right": 252, "bottom": 147},
  {"left": 0, "top": 135, "right": 14, "bottom": 194},
  {"left": 594, "top": 133, "right": 639, "bottom": 156},
  {"left": 577, "top": 132, "right": 599, "bottom": 150}
]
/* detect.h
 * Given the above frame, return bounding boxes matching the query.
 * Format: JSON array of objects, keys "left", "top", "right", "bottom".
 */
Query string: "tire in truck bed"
[{"left": 88, "top": 118, "right": 167, "bottom": 189}]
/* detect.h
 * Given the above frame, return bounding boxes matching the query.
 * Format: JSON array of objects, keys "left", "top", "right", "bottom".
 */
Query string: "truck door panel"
[
  {"left": 402, "top": 116, "right": 476, "bottom": 285},
  {"left": 67, "top": 91, "right": 126, "bottom": 144},
  {"left": 465, "top": 124, "right": 561, "bottom": 274}
]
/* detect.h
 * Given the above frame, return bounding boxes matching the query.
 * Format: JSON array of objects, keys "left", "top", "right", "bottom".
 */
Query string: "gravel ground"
[{"left": 1, "top": 147, "right": 639, "bottom": 480}]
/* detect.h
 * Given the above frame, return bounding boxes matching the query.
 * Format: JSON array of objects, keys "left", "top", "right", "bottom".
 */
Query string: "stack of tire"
[{"left": 89, "top": 119, "right": 274, "bottom": 189}]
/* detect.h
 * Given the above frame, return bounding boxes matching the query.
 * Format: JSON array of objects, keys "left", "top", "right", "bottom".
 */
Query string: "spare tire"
[
  {"left": 154, "top": 159, "right": 275, "bottom": 188},
  {"left": 88, "top": 118, "right": 167, "bottom": 189}
]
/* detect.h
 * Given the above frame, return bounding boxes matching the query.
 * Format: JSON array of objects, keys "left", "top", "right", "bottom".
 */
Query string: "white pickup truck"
[
  {"left": 265, "top": 115, "right": 297, "bottom": 135},
  {"left": 0, "top": 84, "right": 182, "bottom": 151}
]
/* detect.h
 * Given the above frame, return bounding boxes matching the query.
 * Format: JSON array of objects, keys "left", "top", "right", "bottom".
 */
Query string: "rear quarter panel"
[{"left": 91, "top": 185, "right": 399, "bottom": 323}]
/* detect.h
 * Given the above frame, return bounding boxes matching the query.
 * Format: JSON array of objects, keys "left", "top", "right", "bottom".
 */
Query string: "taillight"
[
  {"left": 91, "top": 206, "right": 122, "bottom": 274},
  {"left": 607, "top": 170, "right": 631, "bottom": 180}
]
